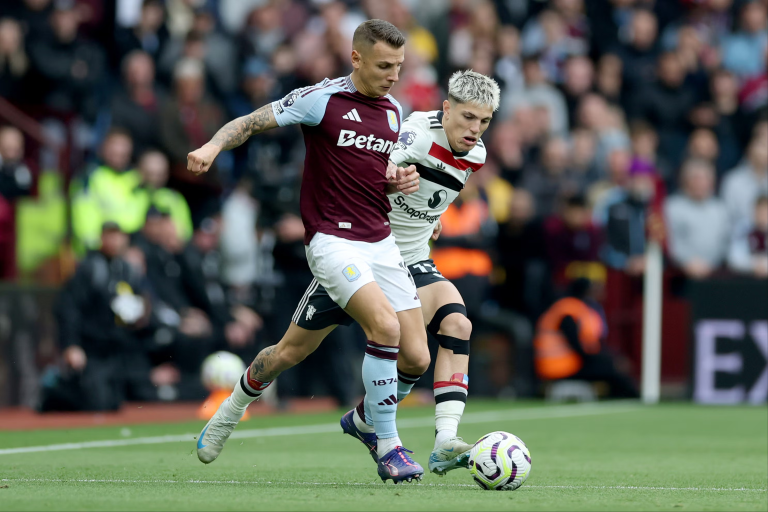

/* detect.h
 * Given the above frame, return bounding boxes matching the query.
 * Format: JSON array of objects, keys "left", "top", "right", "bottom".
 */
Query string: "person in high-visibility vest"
[
  {"left": 134, "top": 149, "right": 193, "bottom": 242},
  {"left": 71, "top": 129, "right": 143, "bottom": 253},
  {"left": 15, "top": 170, "right": 68, "bottom": 279},
  {"left": 533, "top": 277, "right": 639, "bottom": 398},
  {"left": 71, "top": 135, "right": 193, "bottom": 254}
]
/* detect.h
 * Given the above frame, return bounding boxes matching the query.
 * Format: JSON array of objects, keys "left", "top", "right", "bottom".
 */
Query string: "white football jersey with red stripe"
[{"left": 388, "top": 110, "right": 486, "bottom": 265}]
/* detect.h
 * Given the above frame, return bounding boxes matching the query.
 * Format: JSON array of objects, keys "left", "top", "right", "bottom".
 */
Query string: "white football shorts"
[{"left": 305, "top": 232, "right": 421, "bottom": 312}]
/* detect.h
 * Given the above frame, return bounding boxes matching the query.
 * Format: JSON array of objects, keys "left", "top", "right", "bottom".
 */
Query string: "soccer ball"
[
  {"left": 468, "top": 431, "right": 532, "bottom": 491},
  {"left": 201, "top": 351, "right": 246, "bottom": 391}
]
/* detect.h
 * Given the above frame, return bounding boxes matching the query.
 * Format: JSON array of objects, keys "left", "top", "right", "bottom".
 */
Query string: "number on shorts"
[{"left": 414, "top": 262, "right": 438, "bottom": 274}]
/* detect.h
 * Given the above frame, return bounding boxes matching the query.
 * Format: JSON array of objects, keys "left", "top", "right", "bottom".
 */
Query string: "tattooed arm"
[
  {"left": 187, "top": 104, "right": 278, "bottom": 175},
  {"left": 210, "top": 105, "right": 277, "bottom": 151}
]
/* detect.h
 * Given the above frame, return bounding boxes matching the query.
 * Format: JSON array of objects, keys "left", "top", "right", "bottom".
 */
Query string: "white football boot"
[
  {"left": 428, "top": 436, "right": 473, "bottom": 475},
  {"left": 197, "top": 397, "right": 242, "bottom": 463}
]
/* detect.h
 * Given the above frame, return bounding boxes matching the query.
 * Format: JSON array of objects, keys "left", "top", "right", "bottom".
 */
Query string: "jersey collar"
[
  {"left": 436, "top": 110, "right": 470, "bottom": 158},
  {"left": 345, "top": 75, "right": 357, "bottom": 93}
]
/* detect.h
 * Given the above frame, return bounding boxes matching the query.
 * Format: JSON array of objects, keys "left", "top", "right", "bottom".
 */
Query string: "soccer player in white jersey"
[
  {"left": 344, "top": 70, "right": 498, "bottom": 475},
  {"left": 187, "top": 20, "right": 429, "bottom": 483},
  {"left": 286, "top": 70, "right": 499, "bottom": 474}
]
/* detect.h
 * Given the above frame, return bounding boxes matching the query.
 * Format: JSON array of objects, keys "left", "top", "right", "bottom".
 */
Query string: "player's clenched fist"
[
  {"left": 385, "top": 161, "right": 419, "bottom": 196},
  {"left": 187, "top": 143, "right": 220, "bottom": 175},
  {"left": 395, "top": 164, "right": 419, "bottom": 195}
]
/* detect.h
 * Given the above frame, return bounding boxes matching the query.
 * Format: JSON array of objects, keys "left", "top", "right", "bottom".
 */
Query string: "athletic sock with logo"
[
  {"left": 361, "top": 340, "right": 402, "bottom": 458},
  {"left": 356, "top": 368, "right": 422, "bottom": 431},
  {"left": 434, "top": 373, "right": 469, "bottom": 449}
]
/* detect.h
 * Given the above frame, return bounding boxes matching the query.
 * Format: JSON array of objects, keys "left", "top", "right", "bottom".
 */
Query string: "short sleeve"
[
  {"left": 271, "top": 81, "right": 333, "bottom": 127},
  {"left": 389, "top": 120, "right": 431, "bottom": 166}
]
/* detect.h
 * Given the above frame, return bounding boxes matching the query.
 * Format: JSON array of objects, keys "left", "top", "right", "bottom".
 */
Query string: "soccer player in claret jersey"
[
  {"left": 187, "top": 20, "right": 429, "bottom": 483},
  {"left": 289, "top": 70, "right": 498, "bottom": 475}
]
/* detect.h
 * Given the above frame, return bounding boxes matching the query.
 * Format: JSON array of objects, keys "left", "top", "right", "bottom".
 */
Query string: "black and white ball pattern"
[{"left": 468, "top": 431, "right": 532, "bottom": 491}]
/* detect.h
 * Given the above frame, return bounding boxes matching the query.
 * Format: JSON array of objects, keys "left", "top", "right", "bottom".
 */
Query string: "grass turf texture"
[{"left": 0, "top": 401, "right": 765, "bottom": 511}]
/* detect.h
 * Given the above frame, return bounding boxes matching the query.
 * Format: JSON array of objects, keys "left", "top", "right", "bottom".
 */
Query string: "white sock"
[
  {"left": 354, "top": 402, "right": 375, "bottom": 433},
  {"left": 227, "top": 367, "right": 271, "bottom": 418},
  {"left": 434, "top": 402, "right": 465, "bottom": 447},
  {"left": 377, "top": 435, "right": 402, "bottom": 457},
  {"left": 434, "top": 378, "right": 468, "bottom": 449}
]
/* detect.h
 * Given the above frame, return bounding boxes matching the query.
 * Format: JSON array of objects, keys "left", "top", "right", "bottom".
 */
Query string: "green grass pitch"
[{"left": 0, "top": 401, "right": 766, "bottom": 511}]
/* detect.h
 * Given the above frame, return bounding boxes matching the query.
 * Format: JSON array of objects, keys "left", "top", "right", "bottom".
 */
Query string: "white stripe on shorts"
[{"left": 292, "top": 278, "right": 319, "bottom": 324}]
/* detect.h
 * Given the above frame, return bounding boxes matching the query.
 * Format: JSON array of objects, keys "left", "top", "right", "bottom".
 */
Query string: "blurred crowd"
[{"left": 0, "top": 0, "right": 766, "bottom": 409}]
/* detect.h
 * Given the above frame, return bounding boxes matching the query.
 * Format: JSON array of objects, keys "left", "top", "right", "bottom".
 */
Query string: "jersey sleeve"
[
  {"left": 270, "top": 80, "right": 333, "bottom": 127},
  {"left": 389, "top": 118, "right": 431, "bottom": 166}
]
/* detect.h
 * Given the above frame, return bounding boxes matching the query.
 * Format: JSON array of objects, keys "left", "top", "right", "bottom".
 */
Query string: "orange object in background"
[
  {"left": 197, "top": 389, "right": 250, "bottom": 421},
  {"left": 430, "top": 200, "right": 493, "bottom": 280},
  {"left": 533, "top": 297, "right": 604, "bottom": 380}
]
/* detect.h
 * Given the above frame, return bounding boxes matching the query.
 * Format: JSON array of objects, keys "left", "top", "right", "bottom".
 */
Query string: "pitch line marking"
[
  {"left": 0, "top": 478, "right": 764, "bottom": 493},
  {"left": 0, "top": 403, "right": 638, "bottom": 456}
]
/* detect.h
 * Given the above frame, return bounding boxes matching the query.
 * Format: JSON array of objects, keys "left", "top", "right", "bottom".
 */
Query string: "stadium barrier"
[{"left": 1, "top": 278, "right": 766, "bottom": 408}]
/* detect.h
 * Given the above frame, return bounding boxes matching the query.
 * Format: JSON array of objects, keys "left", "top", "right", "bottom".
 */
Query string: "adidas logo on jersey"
[
  {"left": 342, "top": 109, "right": 362, "bottom": 122},
  {"left": 306, "top": 305, "right": 316, "bottom": 321},
  {"left": 337, "top": 130, "right": 395, "bottom": 154}
]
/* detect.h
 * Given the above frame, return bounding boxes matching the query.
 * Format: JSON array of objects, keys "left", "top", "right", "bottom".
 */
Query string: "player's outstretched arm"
[{"left": 187, "top": 104, "right": 278, "bottom": 175}]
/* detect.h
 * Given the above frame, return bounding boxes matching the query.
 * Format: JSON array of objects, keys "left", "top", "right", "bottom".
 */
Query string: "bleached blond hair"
[{"left": 447, "top": 70, "right": 501, "bottom": 112}]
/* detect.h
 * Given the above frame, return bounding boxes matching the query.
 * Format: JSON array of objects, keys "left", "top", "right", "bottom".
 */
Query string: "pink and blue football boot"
[
  {"left": 376, "top": 446, "right": 425, "bottom": 484},
  {"left": 340, "top": 409, "right": 425, "bottom": 483}
]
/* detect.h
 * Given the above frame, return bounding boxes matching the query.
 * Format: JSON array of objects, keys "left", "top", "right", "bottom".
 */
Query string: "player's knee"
[
  {"left": 440, "top": 313, "right": 472, "bottom": 341},
  {"left": 411, "top": 349, "right": 431, "bottom": 374},
  {"left": 370, "top": 314, "right": 401, "bottom": 346},
  {"left": 431, "top": 310, "right": 472, "bottom": 355},
  {"left": 399, "top": 342, "right": 431, "bottom": 374}
]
